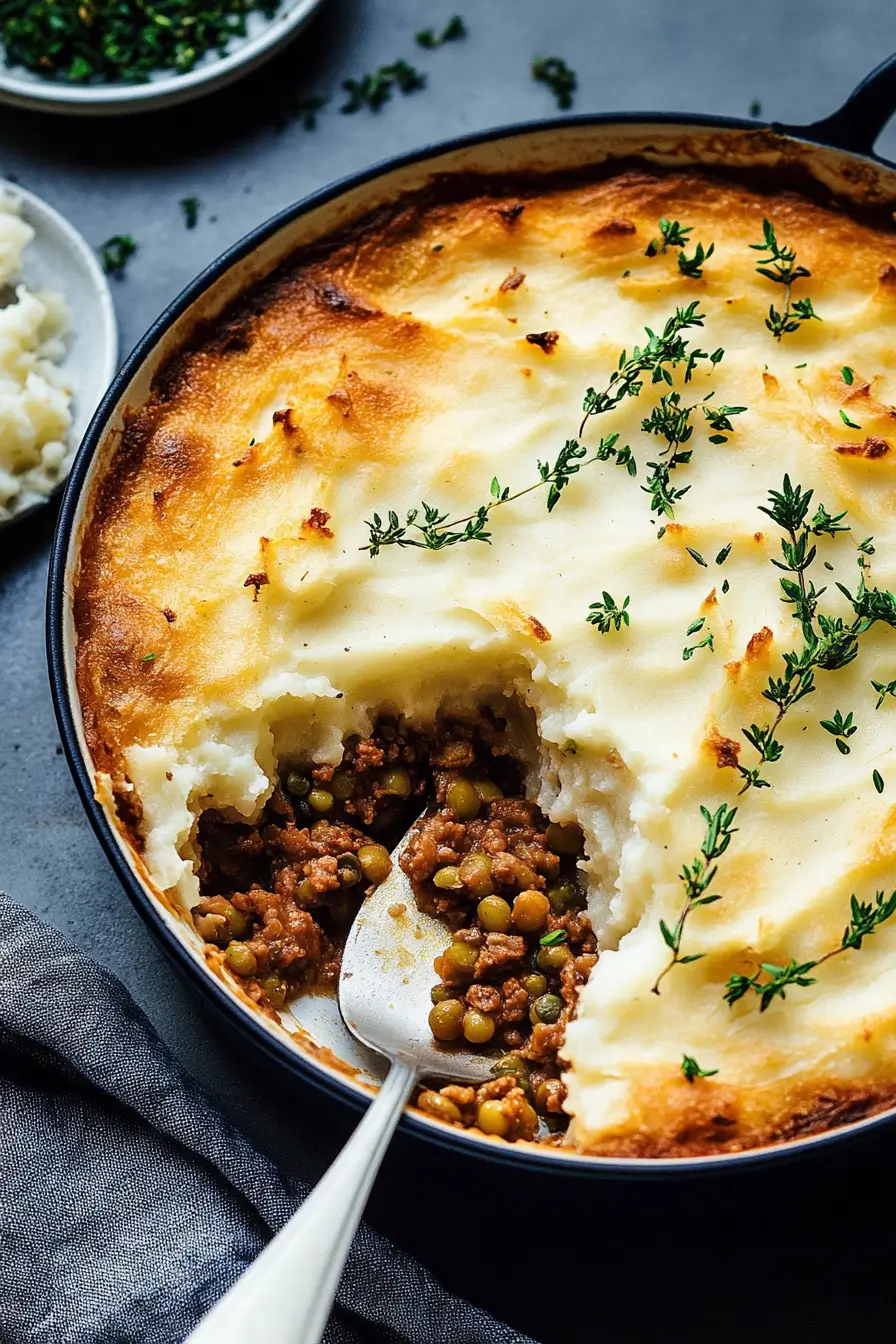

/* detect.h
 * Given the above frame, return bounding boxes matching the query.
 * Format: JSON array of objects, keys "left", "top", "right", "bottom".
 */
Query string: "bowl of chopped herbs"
[{"left": 0, "top": 0, "right": 327, "bottom": 114}]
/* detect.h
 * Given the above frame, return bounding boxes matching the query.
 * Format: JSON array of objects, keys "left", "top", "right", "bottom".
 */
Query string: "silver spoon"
[{"left": 186, "top": 826, "right": 491, "bottom": 1344}]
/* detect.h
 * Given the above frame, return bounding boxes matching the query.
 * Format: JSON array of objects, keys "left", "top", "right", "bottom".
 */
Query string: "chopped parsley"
[
  {"left": 532, "top": 56, "right": 577, "bottom": 109},
  {"left": 180, "top": 197, "right": 200, "bottom": 230},
  {"left": 415, "top": 15, "right": 466, "bottom": 47},
  {"left": 99, "top": 234, "right": 137, "bottom": 278}
]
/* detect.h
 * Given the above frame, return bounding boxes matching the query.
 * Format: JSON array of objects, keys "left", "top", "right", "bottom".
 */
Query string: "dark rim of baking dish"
[{"left": 47, "top": 55, "right": 896, "bottom": 1178}]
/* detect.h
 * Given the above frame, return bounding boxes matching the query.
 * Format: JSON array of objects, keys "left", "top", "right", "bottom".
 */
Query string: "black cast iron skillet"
[{"left": 46, "top": 51, "right": 896, "bottom": 1179}]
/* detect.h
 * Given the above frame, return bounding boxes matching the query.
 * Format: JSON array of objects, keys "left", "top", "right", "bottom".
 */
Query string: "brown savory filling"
[{"left": 191, "top": 713, "right": 595, "bottom": 1142}]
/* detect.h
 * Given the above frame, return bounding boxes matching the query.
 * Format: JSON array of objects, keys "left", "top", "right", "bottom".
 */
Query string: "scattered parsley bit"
[
  {"left": 842, "top": 366, "right": 855, "bottom": 385},
  {"left": 415, "top": 15, "right": 466, "bottom": 47},
  {"left": 432, "top": 243, "right": 444, "bottom": 252},
  {"left": 750, "top": 218, "right": 820, "bottom": 339},
  {"left": 874, "top": 769, "right": 885, "bottom": 794},
  {"left": 872, "top": 678, "right": 896, "bottom": 709},
  {"left": 839, "top": 408, "right": 862, "bottom": 429},
  {"left": 749, "top": 98, "right": 762, "bottom": 118},
  {"left": 820, "top": 709, "right": 857, "bottom": 754},
  {"left": 586, "top": 592, "right": 630, "bottom": 633},
  {"left": 653, "top": 804, "right": 738, "bottom": 993},
  {"left": 681, "top": 1054, "right": 718, "bottom": 1082},
  {"left": 725, "top": 889, "right": 896, "bottom": 1012},
  {"left": 99, "top": 234, "right": 136, "bottom": 278},
  {"left": 686, "top": 546, "right": 707, "bottom": 567},
  {"left": 722, "top": 578, "right": 730, "bottom": 594},
  {"left": 341, "top": 60, "right": 426, "bottom": 113},
  {"left": 532, "top": 55, "right": 577, "bottom": 109},
  {"left": 539, "top": 929, "right": 568, "bottom": 947},
  {"left": 716, "top": 543, "right": 732, "bottom": 565},
  {"left": 294, "top": 94, "right": 328, "bottom": 129},
  {"left": 0, "top": 0, "right": 280, "bottom": 82},
  {"left": 794, "top": 362, "right": 807, "bottom": 369},
  {"left": 180, "top": 197, "right": 200, "bottom": 230},
  {"left": 142, "top": 652, "right": 158, "bottom": 662}
]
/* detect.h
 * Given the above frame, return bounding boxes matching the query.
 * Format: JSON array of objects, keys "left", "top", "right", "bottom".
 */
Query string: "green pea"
[
  {"left": 430, "top": 983, "right": 455, "bottom": 1005},
  {"left": 446, "top": 777, "right": 481, "bottom": 820},
  {"left": 308, "top": 788, "right": 334, "bottom": 814},
  {"left": 329, "top": 771, "right": 355, "bottom": 800},
  {"left": 380, "top": 767, "right": 412, "bottom": 798},
  {"left": 472, "top": 778, "right": 503, "bottom": 802},
  {"left": 531, "top": 993, "right": 563, "bottom": 1025},
  {"left": 262, "top": 975, "right": 288, "bottom": 1008},
  {"left": 285, "top": 771, "right": 310, "bottom": 797},
  {"left": 224, "top": 942, "right": 257, "bottom": 976},
  {"left": 441, "top": 941, "right": 479, "bottom": 976},
  {"left": 491, "top": 1053, "right": 530, "bottom": 1080},
  {"left": 358, "top": 844, "right": 392, "bottom": 884},
  {"left": 537, "top": 943, "right": 572, "bottom": 974},
  {"left": 520, "top": 972, "right": 548, "bottom": 998},
  {"left": 433, "top": 865, "right": 464, "bottom": 891},
  {"left": 477, "top": 895, "right": 512, "bottom": 933},
  {"left": 429, "top": 998, "right": 465, "bottom": 1041},
  {"left": 548, "top": 879, "right": 585, "bottom": 913},
  {"left": 463, "top": 1009, "right": 495, "bottom": 1044},
  {"left": 336, "top": 854, "right": 363, "bottom": 888},
  {"left": 418, "top": 1089, "right": 462, "bottom": 1123},
  {"left": 546, "top": 821, "right": 585, "bottom": 856}
]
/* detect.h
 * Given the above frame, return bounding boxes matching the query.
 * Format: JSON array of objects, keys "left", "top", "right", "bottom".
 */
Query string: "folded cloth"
[{"left": 0, "top": 895, "right": 533, "bottom": 1344}]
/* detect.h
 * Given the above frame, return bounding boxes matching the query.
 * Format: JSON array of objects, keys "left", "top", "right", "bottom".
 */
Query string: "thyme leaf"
[
  {"left": 681, "top": 1054, "right": 718, "bottom": 1082},
  {"left": 341, "top": 60, "right": 425, "bottom": 113},
  {"left": 750, "top": 218, "right": 820, "bottom": 340},
  {"left": 872, "top": 678, "right": 896, "bottom": 709}
]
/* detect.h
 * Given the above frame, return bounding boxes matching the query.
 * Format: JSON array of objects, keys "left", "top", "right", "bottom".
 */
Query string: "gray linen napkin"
[{"left": 0, "top": 894, "right": 534, "bottom": 1344}]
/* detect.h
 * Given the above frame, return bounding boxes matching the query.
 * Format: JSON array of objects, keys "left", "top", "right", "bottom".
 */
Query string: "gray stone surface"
[{"left": 2, "top": 3, "right": 896, "bottom": 1337}]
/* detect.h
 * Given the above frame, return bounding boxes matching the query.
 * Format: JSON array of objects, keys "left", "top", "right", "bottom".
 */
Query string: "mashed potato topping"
[
  {"left": 75, "top": 166, "right": 896, "bottom": 1155},
  {"left": 0, "top": 191, "right": 71, "bottom": 521}
]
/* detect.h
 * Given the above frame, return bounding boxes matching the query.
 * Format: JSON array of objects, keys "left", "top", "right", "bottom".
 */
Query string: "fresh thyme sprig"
[
  {"left": 724, "top": 889, "right": 896, "bottom": 1012},
  {"left": 645, "top": 218, "right": 714, "bottom": 278},
  {"left": 415, "top": 15, "right": 466, "bottom": 46},
  {"left": 750, "top": 219, "right": 820, "bottom": 340},
  {"left": 652, "top": 804, "right": 738, "bottom": 994},
  {"left": 364, "top": 304, "right": 710, "bottom": 555},
  {"left": 703, "top": 401, "right": 747, "bottom": 444},
  {"left": 820, "top": 709, "right": 857, "bottom": 755},
  {"left": 586, "top": 592, "right": 630, "bottom": 633},
  {"left": 734, "top": 476, "right": 854, "bottom": 793},
  {"left": 532, "top": 56, "right": 577, "bottom": 108},
  {"left": 681, "top": 1054, "right": 718, "bottom": 1082},
  {"left": 639, "top": 380, "right": 739, "bottom": 524}
]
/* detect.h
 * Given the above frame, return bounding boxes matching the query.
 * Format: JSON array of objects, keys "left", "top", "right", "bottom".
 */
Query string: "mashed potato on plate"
[{"left": 0, "top": 191, "right": 71, "bottom": 523}]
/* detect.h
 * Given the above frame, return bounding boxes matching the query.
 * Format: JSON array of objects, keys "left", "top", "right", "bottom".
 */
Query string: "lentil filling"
[{"left": 192, "top": 714, "right": 596, "bottom": 1142}]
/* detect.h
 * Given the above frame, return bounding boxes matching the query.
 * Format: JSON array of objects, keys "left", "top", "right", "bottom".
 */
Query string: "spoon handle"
[{"left": 185, "top": 1060, "right": 418, "bottom": 1344}]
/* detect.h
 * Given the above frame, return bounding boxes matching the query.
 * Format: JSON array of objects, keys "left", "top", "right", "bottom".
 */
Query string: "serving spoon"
[{"left": 186, "top": 828, "right": 491, "bottom": 1344}]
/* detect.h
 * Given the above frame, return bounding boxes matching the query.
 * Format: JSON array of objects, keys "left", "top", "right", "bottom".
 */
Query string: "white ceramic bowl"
[
  {"left": 0, "top": 0, "right": 326, "bottom": 117},
  {"left": 0, "top": 182, "right": 117, "bottom": 530}
]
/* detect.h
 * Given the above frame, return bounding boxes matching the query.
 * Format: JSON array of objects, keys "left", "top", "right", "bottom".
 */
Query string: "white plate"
[
  {"left": 0, "top": 183, "right": 118, "bottom": 531},
  {"left": 0, "top": 0, "right": 327, "bottom": 116}
]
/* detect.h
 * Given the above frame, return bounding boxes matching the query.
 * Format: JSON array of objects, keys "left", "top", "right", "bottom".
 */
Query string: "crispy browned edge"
[{"left": 72, "top": 150, "right": 896, "bottom": 1159}]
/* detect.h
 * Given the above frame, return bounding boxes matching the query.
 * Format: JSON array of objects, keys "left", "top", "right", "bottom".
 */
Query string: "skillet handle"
[{"left": 779, "top": 51, "right": 896, "bottom": 157}]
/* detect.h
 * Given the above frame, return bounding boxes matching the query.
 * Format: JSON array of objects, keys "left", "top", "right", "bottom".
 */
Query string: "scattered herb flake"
[
  {"left": 653, "top": 805, "right": 738, "bottom": 993},
  {"left": 341, "top": 60, "right": 426, "bottom": 113},
  {"left": 715, "top": 543, "right": 732, "bottom": 565},
  {"left": 180, "top": 197, "right": 199, "bottom": 229},
  {"left": 722, "top": 578, "right": 730, "bottom": 594},
  {"left": 686, "top": 546, "right": 707, "bottom": 567},
  {"left": 539, "top": 929, "right": 568, "bottom": 947},
  {"left": 586, "top": 592, "right": 630, "bottom": 633},
  {"left": 840, "top": 408, "right": 861, "bottom": 429},
  {"left": 842, "top": 366, "right": 855, "bottom": 385},
  {"left": 415, "top": 15, "right": 466, "bottom": 47},
  {"left": 532, "top": 55, "right": 577, "bottom": 109},
  {"left": 872, "top": 678, "right": 896, "bottom": 709},
  {"left": 681, "top": 1053, "right": 718, "bottom": 1082},
  {"left": 749, "top": 99, "right": 762, "bottom": 118},
  {"left": 142, "top": 652, "right": 158, "bottom": 662},
  {"left": 99, "top": 234, "right": 136, "bottom": 278},
  {"left": 874, "top": 769, "right": 885, "bottom": 794}
]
